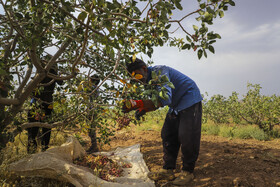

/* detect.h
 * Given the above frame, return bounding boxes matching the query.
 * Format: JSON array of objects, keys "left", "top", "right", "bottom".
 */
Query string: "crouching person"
[{"left": 123, "top": 58, "right": 203, "bottom": 185}]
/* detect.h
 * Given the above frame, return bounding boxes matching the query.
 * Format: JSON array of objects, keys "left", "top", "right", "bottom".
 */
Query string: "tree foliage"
[
  {"left": 0, "top": 0, "right": 235, "bottom": 150},
  {"left": 203, "top": 83, "right": 280, "bottom": 134}
]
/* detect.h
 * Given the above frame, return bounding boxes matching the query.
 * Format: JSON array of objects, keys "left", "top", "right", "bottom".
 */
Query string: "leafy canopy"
[{"left": 0, "top": 0, "right": 235, "bottom": 148}]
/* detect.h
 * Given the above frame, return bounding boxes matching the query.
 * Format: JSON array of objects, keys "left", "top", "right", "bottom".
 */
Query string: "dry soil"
[{"left": 103, "top": 129, "right": 280, "bottom": 187}]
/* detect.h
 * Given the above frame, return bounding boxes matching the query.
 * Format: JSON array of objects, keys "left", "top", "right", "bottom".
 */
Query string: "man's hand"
[
  {"left": 122, "top": 99, "right": 160, "bottom": 116},
  {"left": 122, "top": 99, "right": 144, "bottom": 113}
]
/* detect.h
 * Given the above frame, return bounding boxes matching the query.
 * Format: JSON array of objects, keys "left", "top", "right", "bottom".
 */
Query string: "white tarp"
[
  {"left": 8, "top": 137, "right": 155, "bottom": 187},
  {"left": 97, "top": 144, "right": 155, "bottom": 186}
]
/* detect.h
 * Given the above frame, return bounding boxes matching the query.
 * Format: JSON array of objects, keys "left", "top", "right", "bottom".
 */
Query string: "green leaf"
[
  {"left": 15, "top": 13, "right": 23, "bottom": 19},
  {"left": 198, "top": 49, "right": 203, "bottom": 59},
  {"left": 163, "top": 30, "right": 169, "bottom": 38},
  {"left": 215, "top": 33, "right": 222, "bottom": 39},
  {"left": 167, "top": 82, "right": 175, "bottom": 89},
  {"left": 158, "top": 38, "right": 164, "bottom": 46},
  {"left": 174, "top": 0, "right": 183, "bottom": 10},
  {"left": 159, "top": 91, "right": 164, "bottom": 99},
  {"left": 229, "top": 0, "right": 236, "bottom": 6},
  {"left": 196, "top": 16, "right": 202, "bottom": 21},
  {"left": 78, "top": 11, "right": 87, "bottom": 21},
  {"left": 182, "top": 43, "right": 191, "bottom": 50},
  {"left": 0, "top": 68, "right": 7, "bottom": 75},
  {"left": 151, "top": 71, "right": 157, "bottom": 79},
  {"left": 161, "top": 75, "right": 169, "bottom": 82},
  {"left": 219, "top": 10, "right": 224, "bottom": 18},
  {"left": 186, "top": 36, "right": 192, "bottom": 42},
  {"left": 204, "top": 12, "right": 213, "bottom": 21},
  {"left": 104, "top": 20, "right": 112, "bottom": 30},
  {"left": 203, "top": 49, "right": 207, "bottom": 58},
  {"left": 193, "top": 25, "right": 199, "bottom": 31},
  {"left": 163, "top": 92, "right": 169, "bottom": 100},
  {"left": 209, "top": 45, "right": 215, "bottom": 54},
  {"left": 200, "top": 3, "right": 206, "bottom": 9},
  {"left": 165, "top": 24, "right": 171, "bottom": 29},
  {"left": 198, "top": 10, "right": 205, "bottom": 15}
]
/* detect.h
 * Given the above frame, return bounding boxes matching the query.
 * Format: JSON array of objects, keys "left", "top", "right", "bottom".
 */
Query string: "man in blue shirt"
[{"left": 123, "top": 58, "right": 203, "bottom": 185}]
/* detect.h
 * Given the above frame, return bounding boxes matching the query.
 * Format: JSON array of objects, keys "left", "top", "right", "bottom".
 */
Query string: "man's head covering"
[{"left": 126, "top": 57, "right": 146, "bottom": 74}]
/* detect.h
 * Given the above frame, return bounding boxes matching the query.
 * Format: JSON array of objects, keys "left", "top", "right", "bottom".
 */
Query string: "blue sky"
[{"left": 144, "top": 0, "right": 280, "bottom": 97}]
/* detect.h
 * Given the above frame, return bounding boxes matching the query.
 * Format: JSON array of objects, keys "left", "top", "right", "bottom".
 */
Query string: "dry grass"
[{"left": 0, "top": 130, "right": 71, "bottom": 187}]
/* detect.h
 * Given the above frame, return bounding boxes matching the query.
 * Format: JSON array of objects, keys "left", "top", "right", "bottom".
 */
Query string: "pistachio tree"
[
  {"left": 203, "top": 83, "right": 280, "bottom": 134},
  {"left": 0, "top": 0, "right": 235, "bottom": 150}
]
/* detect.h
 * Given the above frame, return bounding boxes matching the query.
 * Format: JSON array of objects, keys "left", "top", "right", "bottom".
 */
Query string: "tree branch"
[
  {"left": 42, "top": 0, "right": 105, "bottom": 37},
  {"left": 28, "top": 44, "right": 44, "bottom": 71},
  {"left": 0, "top": 97, "right": 20, "bottom": 105},
  {"left": 11, "top": 121, "right": 63, "bottom": 139},
  {"left": 15, "top": 65, "right": 32, "bottom": 98}
]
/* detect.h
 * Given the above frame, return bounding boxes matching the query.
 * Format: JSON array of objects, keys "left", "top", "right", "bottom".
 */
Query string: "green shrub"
[
  {"left": 202, "top": 123, "right": 219, "bottom": 136},
  {"left": 233, "top": 125, "right": 269, "bottom": 141},
  {"left": 218, "top": 126, "right": 235, "bottom": 138},
  {"left": 201, "top": 123, "right": 273, "bottom": 141}
]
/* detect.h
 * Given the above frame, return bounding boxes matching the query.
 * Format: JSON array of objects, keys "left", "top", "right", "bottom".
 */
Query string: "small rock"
[{"left": 233, "top": 177, "right": 240, "bottom": 187}]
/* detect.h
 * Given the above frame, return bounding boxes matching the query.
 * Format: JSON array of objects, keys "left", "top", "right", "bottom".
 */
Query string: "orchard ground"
[
  {"left": 1, "top": 123, "right": 280, "bottom": 187},
  {"left": 104, "top": 125, "right": 280, "bottom": 187}
]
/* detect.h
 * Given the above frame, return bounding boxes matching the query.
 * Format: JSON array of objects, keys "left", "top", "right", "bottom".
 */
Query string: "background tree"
[
  {"left": 0, "top": 0, "right": 235, "bottom": 150},
  {"left": 203, "top": 83, "right": 280, "bottom": 135}
]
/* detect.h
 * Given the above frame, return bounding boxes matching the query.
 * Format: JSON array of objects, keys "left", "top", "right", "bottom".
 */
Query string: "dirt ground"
[{"left": 103, "top": 128, "right": 280, "bottom": 187}]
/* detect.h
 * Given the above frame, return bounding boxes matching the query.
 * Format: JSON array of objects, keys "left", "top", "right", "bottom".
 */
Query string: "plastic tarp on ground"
[{"left": 8, "top": 137, "right": 155, "bottom": 187}]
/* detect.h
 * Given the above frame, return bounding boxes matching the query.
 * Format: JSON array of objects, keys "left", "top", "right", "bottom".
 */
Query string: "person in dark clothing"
[
  {"left": 27, "top": 66, "right": 62, "bottom": 153},
  {"left": 123, "top": 58, "right": 203, "bottom": 186},
  {"left": 87, "top": 74, "right": 100, "bottom": 153}
]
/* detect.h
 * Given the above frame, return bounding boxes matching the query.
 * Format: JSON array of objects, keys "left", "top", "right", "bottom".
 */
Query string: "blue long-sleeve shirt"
[{"left": 147, "top": 66, "right": 203, "bottom": 114}]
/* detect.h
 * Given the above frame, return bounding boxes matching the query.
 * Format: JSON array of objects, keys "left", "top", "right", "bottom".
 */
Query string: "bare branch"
[
  {"left": 39, "top": 79, "right": 55, "bottom": 87},
  {"left": 168, "top": 1, "right": 221, "bottom": 37},
  {"left": 11, "top": 121, "right": 64, "bottom": 139},
  {"left": 21, "top": 121, "right": 63, "bottom": 130},
  {"left": 110, "top": 12, "right": 147, "bottom": 23},
  {"left": 47, "top": 73, "right": 76, "bottom": 81},
  {"left": 28, "top": 44, "right": 44, "bottom": 71},
  {"left": 141, "top": 0, "right": 151, "bottom": 15},
  {"left": 15, "top": 65, "right": 33, "bottom": 98},
  {"left": 0, "top": 97, "right": 20, "bottom": 105},
  {"left": 178, "top": 21, "right": 192, "bottom": 37}
]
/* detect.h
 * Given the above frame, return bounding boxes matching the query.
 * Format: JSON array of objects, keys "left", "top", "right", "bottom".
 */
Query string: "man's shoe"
[
  {"left": 147, "top": 168, "right": 175, "bottom": 181},
  {"left": 172, "top": 171, "right": 194, "bottom": 186}
]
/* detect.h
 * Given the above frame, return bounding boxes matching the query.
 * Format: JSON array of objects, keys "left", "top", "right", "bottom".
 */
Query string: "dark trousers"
[
  {"left": 161, "top": 102, "right": 202, "bottom": 173},
  {"left": 27, "top": 107, "right": 52, "bottom": 153}
]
